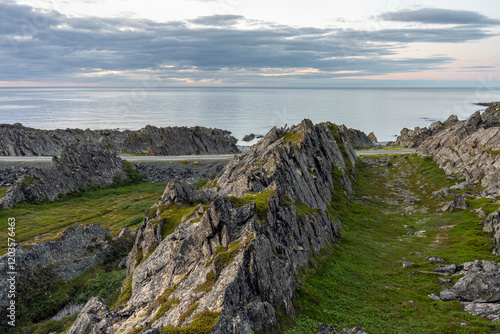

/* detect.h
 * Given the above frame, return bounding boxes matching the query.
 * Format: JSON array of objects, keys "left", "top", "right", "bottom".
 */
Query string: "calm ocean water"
[{"left": 1, "top": 87, "right": 499, "bottom": 143}]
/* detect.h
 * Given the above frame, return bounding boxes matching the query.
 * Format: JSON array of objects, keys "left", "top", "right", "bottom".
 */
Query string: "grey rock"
[
  {"left": 432, "top": 187, "right": 453, "bottom": 197},
  {"left": 0, "top": 145, "right": 127, "bottom": 209},
  {"left": 428, "top": 293, "right": 442, "bottom": 301},
  {"left": 426, "top": 256, "right": 445, "bottom": 263},
  {"left": 318, "top": 323, "right": 338, "bottom": 334},
  {"left": 434, "top": 264, "right": 457, "bottom": 276},
  {"left": 402, "top": 262, "right": 413, "bottom": 267},
  {"left": 438, "top": 277, "right": 451, "bottom": 284},
  {"left": 452, "top": 194, "right": 469, "bottom": 210},
  {"left": 74, "top": 119, "right": 357, "bottom": 333},
  {"left": 117, "top": 256, "right": 128, "bottom": 270},
  {"left": 242, "top": 134, "right": 256, "bottom": 142},
  {"left": 450, "top": 182, "right": 473, "bottom": 190},
  {"left": 338, "top": 124, "right": 374, "bottom": 148},
  {"left": 482, "top": 209, "right": 500, "bottom": 254},
  {"left": 67, "top": 297, "right": 108, "bottom": 334},
  {"left": 417, "top": 103, "right": 500, "bottom": 197},
  {"left": 0, "top": 123, "right": 239, "bottom": 156},
  {"left": 463, "top": 302, "right": 500, "bottom": 321}
]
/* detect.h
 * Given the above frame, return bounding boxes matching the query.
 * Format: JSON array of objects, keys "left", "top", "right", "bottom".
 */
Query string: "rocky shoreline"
[
  {"left": 0, "top": 123, "right": 240, "bottom": 156},
  {"left": 2, "top": 103, "right": 500, "bottom": 333}
]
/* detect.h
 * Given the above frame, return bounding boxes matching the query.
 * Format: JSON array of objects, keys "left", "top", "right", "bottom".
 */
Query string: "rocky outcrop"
[
  {"left": 417, "top": 103, "right": 500, "bottom": 197},
  {"left": 0, "top": 145, "right": 127, "bottom": 208},
  {"left": 338, "top": 125, "right": 375, "bottom": 148},
  {"left": 433, "top": 260, "right": 500, "bottom": 321},
  {"left": 69, "top": 119, "right": 357, "bottom": 333},
  {"left": 483, "top": 209, "right": 500, "bottom": 255},
  {"left": 66, "top": 297, "right": 109, "bottom": 334},
  {"left": 0, "top": 123, "right": 239, "bottom": 156},
  {"left": 394, "top": 115, "right": 459, "bottom": 148},
  {"left": 0, "top": 224, "right": 124, "bottom": 308}
]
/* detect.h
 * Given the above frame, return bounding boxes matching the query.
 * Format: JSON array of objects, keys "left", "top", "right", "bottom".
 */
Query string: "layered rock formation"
[
  {"left": 0, "top": 123, "right": 239, "bottom": 156},
  {"left": 435, "top": 260, "right": 500, "bottom": 321},
  {"left": 394, "top": 115, "right": 459, "bottom": 148},
  {"left": 0, "top": 224, "right": 133, "bottom": 308},
  {"left": 0, "top": 145, "right": 129, "bottom": 209},
  {"left": 338, "top": 125, "right": 376, "bottom": 148},
  {"left": 68, "top": 119, "right": 356, "bottom": 333},
  {"left": 417, "top": 103, "right": 500, "bottom": 196}
]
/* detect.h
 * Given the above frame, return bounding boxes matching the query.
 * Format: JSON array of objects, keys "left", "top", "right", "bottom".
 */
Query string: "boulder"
[{"left": 440, "top": 261, "right": 500, "bottom": 303}]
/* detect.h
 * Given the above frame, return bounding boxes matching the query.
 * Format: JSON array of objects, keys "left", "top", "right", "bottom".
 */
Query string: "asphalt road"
[{"left": 0, "top": 150, "right": 416, "bottom": 162}]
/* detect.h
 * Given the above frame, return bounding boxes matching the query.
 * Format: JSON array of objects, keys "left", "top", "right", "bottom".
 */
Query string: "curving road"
[{"left": 0, "top": 150, "right": 416, "bottom": 163}]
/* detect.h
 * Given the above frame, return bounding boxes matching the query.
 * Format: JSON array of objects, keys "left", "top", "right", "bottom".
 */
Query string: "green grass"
[
  {"left": 159, "top": 204, "right": 200, "bottom": 239},
  {"left": 0, "top": 186, "right": 8, "bottom": 199},
  {"left": 284, "top": 132, "right": 302, "bottom": 143},
  {"left": 228, "top": 190, "right": 275, "bottom": 221},
  {"left": 284, "top": 155, "right": 500, "bottom": 334},
  {"left": 0, "top": 182, "right": 166, "bottom": 255},
  {"left": 162, "top": 311, "right": 221, "bottom": 334}
]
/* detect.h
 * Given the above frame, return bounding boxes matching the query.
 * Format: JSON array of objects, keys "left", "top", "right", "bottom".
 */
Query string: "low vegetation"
[
  {"left": 284, "top": 155, "right": 500, "bottom": 333},
  {"left": 0, "top": 182, "right": 166, "bottom": 255}
]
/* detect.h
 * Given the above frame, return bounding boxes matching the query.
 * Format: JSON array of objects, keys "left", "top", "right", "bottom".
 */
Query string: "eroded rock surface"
[
  {"left": 0, "top": 224, "right": 131, "bottom": 308},
  {"left": 417, "top": 103, "right": 500, "bottom": 197},
  {"left": 0, "top": 123, "right": 239, "bottom": 156},
  {"left": 0, "top": 145, "right": 127, "bottom": 208},
  {"left": 69, "top": 119, "right": 357, "bottom": 333},
  {"left": 394, "top": 114, "right": 459, "bottom": 148}
]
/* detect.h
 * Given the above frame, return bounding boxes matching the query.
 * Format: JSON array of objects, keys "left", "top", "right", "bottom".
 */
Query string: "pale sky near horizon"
[{"left": 2, "top": 0, "right": 500, "bottom": 87}]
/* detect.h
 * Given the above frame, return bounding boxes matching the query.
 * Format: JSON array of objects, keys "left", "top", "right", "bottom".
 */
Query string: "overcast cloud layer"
[{"left": 1, "top": 1, "right": 499, "bottom": 86}]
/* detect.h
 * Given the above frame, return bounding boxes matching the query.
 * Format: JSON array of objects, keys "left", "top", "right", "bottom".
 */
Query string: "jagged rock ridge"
[
  {"left": 0, "top": 123, "right": 239, "bottom": 156},
  {"left": 394, "top": 114, "right": 459, "bottom": 148},
  {"left": 69, "top": 119, "right": 357, "bottom": 333},
  {"left": 0, "top": 145, "right": 128, "bottom": 209},
  {"left": 417, "top": 102, "right": 500, "bottom": 197}
]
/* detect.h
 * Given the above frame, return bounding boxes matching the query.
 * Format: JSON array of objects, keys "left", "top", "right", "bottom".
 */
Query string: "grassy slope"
[
  {"left": 285, "top": 155, "right": 500, "bottom": 334},
  {"left": 0, "top": 182, "right": 166, "bottom": 255}
]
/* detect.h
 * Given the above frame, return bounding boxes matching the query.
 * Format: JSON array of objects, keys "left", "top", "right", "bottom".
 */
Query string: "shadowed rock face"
[
  {"left": 417, "top": 103, "right": 500, "bottom": 197},
  {"left": 0, "top": 123, "right": 239, "bottom": 156},
  {"left": 0, "top": 145, "right": 127, "bottom": 209},
  {"left": 69, "top": 120, "right": 357, "bottom": 333},
  {"left": 0, "top": 224, "right": 124, "bottom": 309}
]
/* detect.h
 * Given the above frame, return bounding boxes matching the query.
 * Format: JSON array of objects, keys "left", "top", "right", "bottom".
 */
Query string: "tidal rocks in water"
[
  {"left": 0, "top": 123, "right": 239, "bottom": 156},
  {"left": 0, "top": 145, "right": 127, "bottom": 208},
  {"left": 70, "top": 119, "right": 357, "bottom": 333}
]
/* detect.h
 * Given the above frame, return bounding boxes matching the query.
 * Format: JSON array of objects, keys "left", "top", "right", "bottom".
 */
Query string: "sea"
[{"left": 1, "top": 87, "right": 499, "bottom": 144}]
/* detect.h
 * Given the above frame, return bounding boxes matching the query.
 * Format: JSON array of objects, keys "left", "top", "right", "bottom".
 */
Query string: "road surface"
[{"left": 0, "top": 150, "right": 416, "bottom": 163}]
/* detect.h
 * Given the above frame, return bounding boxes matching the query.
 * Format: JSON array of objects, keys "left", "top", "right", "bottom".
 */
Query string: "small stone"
[
  {"left": 406, "top": 231, "right": 414, "bottom": 236},
  {"left": 402, "top": 262, "right": 413, "bottom": 267},
  {"left": 317, "top": 323, "right": 337, "bottom": 334},
  {"left": 428, "top": 293, "right": 441, "bottom": 301},
  {"left": 426, "top": 256, "right": 445, "bottom": 263},
  {"left": 439, "top": 289, "right": 458, "bottom": 301},
  {"left": 438, "top": 277, "right": 451, "bottom": 284},
  {"left": 434, "top": 264, "right": 457, "bottom": 276}
]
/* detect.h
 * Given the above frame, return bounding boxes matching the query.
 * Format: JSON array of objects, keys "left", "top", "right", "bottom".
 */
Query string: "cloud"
[
  {"left": 0, "top": 2, "right": 498, "bottom": 85},
  {"left": 189, "top": 14, "right": 244, "bottom": 26},
  {"left": 379, "top": 8, "right": 500, "bottom": 25}
]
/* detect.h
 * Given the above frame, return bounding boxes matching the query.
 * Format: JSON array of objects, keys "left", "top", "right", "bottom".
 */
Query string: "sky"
[{"left": 1, "top": 0, "right": 500, "bottom": 87}]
